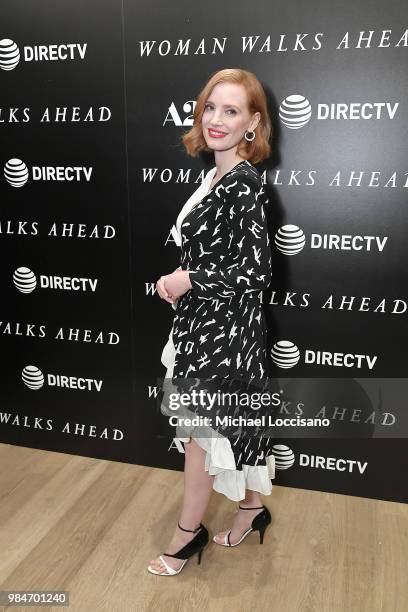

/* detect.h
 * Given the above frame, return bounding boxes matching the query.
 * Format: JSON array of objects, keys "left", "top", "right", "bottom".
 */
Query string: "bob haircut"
[{"left": 182, "top": 68, "right": 272, "bottom": 165}]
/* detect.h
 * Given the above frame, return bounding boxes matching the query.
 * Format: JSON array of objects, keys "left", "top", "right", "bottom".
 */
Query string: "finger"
[
  {"left": 161, "top": 277, "right": 170, "bottom": 297},
  {"left": 156, "top": 281, "right": 174, "bottom": 303},
  {"left": 157, "top": 278, "right": 169, "bottom": 298},
  {"left": 157, "top": 278, "right": 165, "bottom": 293},
  {"left": 156, "top": 283, "right": 168, "bottom": 300},
  {"left": 163, "top": 293, "right": 175, "bottom": 304}
]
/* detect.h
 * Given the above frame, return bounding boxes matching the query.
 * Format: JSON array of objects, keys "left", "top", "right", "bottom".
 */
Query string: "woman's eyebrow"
[{"left": 206, "top": 101, "right": 241, "bottom": 110}]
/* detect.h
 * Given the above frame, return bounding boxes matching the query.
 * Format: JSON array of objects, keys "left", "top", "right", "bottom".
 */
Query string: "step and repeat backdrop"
[{"left": 1, "top": 0, "right": 407, "bottom": 503}]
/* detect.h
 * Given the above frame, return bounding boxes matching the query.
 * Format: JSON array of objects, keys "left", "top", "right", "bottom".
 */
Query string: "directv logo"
[
  {"left": 274, "top": 225, "right": 306, "bottom": 255},
  {"left": 271, "top": 444, "right": 368, "bottom": 475},
  {"left": 272, "top": 444, "right": 296, "bottom": 469},
  {"left": 13, "top": 267, "right": 37, "bottom": 293},
  {"left": 271, "top": 341, "right": 378, "bottom": 370},
  {"left": 279, "top": 95, "right": 312, "bottom": 129},
  {"left": 22, "top": 365, "right": 44, "bottom": 389},
  {"left": 0, "top": 39, "right": 20, "bottom": 70},
  {"left": 274, "top": 225, "right": 388, "bottom": 254},
  {"left": 0, "top": 38, "right": 87, "bottom": 70},
  {"left": 13, "top": 267, "right": 99, "bottom": 293},
  {"left": 4, "top": 159, "right": 29, "bottom": 187},
  {"left": 279, "top": 94, "right": 399, "bottom": 128},
  {"left": 4, "top": 158, "right": 94, "bottom": 186},
  {"left": 21, "top": 365, "right": 103, "bottom": 392}
]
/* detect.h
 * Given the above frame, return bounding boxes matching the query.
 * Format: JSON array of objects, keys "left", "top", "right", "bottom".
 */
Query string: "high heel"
[
  {"left": 212, "top": 505, "right": 272, "bottom": 547},
  {"left": 147, "top": 521, "right": 209, "bottom": 576}
]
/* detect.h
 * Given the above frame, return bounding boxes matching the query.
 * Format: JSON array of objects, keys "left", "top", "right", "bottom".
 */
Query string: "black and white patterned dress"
[{"left": 160, "top": 159, "right": 276, "bottom": 501}]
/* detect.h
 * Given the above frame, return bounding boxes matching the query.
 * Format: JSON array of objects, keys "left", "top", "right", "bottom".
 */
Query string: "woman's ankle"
[
  {"left": 241, "top": 494, "right": 262, "bottom": 507},
  {"left": 177, "top": 521, "right": 201, "bottom": 533}
]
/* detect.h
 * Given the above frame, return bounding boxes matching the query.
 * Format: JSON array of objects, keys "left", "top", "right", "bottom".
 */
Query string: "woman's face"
[{"left": 201, "top": 82, "right": 260, "bottom": 153}]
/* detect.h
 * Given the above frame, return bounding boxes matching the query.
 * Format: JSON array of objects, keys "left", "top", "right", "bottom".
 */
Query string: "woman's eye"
[{"left": 204, "top": 105, "right": 236, "bottom": 115}]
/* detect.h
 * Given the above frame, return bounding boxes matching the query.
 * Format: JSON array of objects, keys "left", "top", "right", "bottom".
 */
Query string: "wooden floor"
[{"left": 0, "top": 443, "right": 407, "bottom": 612}]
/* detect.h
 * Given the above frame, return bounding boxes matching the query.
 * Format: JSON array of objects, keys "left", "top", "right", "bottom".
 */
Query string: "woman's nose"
[{"left": 209, "top": 110, "right": 223, "bottom": 124}]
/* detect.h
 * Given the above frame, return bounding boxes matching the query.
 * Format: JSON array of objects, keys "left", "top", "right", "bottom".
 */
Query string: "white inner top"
[{"left": 174, "top": 166, "right": 217, "bottom": 245}]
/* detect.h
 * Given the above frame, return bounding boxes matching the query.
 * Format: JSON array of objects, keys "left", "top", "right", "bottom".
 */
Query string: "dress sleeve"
[{"left": 188, "top": 172, "right": 272, "bottom": 298}]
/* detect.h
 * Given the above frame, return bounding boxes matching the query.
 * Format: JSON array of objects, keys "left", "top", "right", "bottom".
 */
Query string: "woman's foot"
[
  {"left": 213, "top": 503, "right": 264, "bottom": 546},
  {"left": 149, "top": 523, "right": 201, "bottom": 574}
]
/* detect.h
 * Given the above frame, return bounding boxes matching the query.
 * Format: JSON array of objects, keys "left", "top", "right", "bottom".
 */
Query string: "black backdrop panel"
[
  {"left": 0, "top": 0, "right": 407, "bottom": 503},
  {"left": 0, "top": 0, "right": 136, "bottom": 462}
]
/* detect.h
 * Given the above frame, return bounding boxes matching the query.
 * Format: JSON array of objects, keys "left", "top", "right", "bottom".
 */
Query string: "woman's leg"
[
  {"left": 149, "top": 438, "right": 214, "bottom": 573},
  {"left": 213, "top": 488, "right": 265, "bottom": 545},
  {"left": 242, "top": 489, "right": 263, "bottom": 507}
]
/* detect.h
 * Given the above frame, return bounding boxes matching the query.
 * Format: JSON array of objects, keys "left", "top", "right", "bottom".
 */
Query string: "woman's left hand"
[{"left": 163, "top": 269, "right": 192, "bottom": 300}]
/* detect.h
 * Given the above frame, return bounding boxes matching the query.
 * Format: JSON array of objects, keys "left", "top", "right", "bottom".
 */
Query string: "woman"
[{"left": 148, "top": 68, "right": 275, "bottom": 576}]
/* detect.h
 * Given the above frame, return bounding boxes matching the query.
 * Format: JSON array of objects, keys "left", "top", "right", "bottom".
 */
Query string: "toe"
[
  {"left": 150, "top": 557, "right": 164, "bottom": 572},
  {"left": 149, "top": 554, "right": 181, "bottom": 574},
  {"left": 155, "top": 558, "right": 167, "bottom": 573}
]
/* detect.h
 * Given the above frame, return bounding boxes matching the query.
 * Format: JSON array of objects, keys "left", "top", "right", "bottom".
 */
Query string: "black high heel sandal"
[
  {"left": 147, "top": 521, "right": 209, "bottom": 576},
  {"left": 212, "top": 505, "right": 272, "bottom": 547}
]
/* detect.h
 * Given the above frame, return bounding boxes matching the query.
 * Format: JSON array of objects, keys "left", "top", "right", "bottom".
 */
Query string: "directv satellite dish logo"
[
  {"left": 272, "top": 444, "right": 296, "bottom": 470},
  {"left": 4, "top": 159, "right": 29, "bottom": 187},
  {"left": 271, "top": 340, "right": 300, "bottom": 368},
  {"left": 22, "top": 365, "right": 44, "bottom": 390},
  {"left": 13, "top": 267, "right": 37, "bottom": 293},
  {"left": 0, "top": 39, "right": 20, "bottom": 70},
  {"left": 279, "top": 94, "right": 312, "bottom": 129},
  {"left": 274, "top": 224, "right": 306, "bottom": 255}
]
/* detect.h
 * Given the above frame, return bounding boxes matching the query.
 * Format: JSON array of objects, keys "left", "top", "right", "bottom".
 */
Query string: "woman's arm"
[{"left": 188, "top": 173, "right": 272, "bottom": 298}]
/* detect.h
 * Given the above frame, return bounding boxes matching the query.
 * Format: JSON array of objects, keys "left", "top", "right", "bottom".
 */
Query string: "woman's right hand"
[{"left": 156, "top": 266, "right": 182, "bottom": 305}]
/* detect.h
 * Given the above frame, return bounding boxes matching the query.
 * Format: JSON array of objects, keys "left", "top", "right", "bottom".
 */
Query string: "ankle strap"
[
  {"left": 238, "top": 505, "right": 264, "bottom": 510},
  {"left": 178, "top": 521, "right": 201, "bottom": 533}
]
